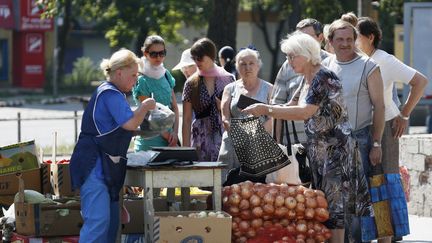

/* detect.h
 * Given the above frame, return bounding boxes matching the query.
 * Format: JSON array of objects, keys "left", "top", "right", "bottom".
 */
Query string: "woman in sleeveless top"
[{"left": 218, "top": 47, "right": 273, "bottom": 182}]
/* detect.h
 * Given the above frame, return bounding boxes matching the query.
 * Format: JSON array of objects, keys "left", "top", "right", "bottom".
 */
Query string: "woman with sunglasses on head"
[
  {"left": 182, "top": 38, "right": 235, "bottom": 161},
  {"left": 132, "top": 35, "right": 180, "bottom": 151}
]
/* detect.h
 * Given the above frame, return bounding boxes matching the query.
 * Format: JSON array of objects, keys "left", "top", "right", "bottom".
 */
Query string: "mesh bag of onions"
[{"left": 222, "top": 181, "right": 332, "bottom": 243}]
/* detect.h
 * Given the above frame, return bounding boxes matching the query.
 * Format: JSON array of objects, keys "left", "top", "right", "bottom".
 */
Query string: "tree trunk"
[
  {"left": 135, "top": 26, "right": 149, "bottom": 57},
  {"left": 56, "top": 0, "right": 72, "bottom": 89},
  {"left": 207, "top": 0, "right": 239, "bottom": 51}
]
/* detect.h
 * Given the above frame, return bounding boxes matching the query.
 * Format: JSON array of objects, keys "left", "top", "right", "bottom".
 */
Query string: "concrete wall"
[{"left": 400, "top": 134, "right": 432, "bottom": 217}]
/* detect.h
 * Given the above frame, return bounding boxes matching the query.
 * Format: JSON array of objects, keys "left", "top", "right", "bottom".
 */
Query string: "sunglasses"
[
  {"left": 191, "top": 55, "right": 204, "bottom": 62},
  {"left": 148, "top": 50, "right": 167, "bottom": 58}
]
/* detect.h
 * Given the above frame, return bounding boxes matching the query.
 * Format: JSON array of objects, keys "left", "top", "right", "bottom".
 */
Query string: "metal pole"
[
  {"left": 357, "top": 0, "right": 362, "bottom": 17},
  {"left": 17, "top": 112, "right": 21, "bottom": 143},
  {"left": 74, "top": 110, "right": 78, "bottom": 142}
]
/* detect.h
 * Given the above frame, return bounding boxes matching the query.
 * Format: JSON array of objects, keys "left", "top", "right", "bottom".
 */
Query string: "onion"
[
  {"left": 222, "top": 196, "right": 229, "bottom": 207},
  {"left": 279, "top": 184, "right": 289, "bottom": 196},
  {"left": 315, "top": 208, "right": 330, "bottom": 222},
  {"left": 287, "top": 209, "right": 296, "bottom": 220},
  {"left": 268, "top": 187, "right": 279, "bottom": 196},
  {"left": 263, "top": 204, "right": 275, "bottom": 215},
  {"left": 233, "top": 216, "right": 242, "bottom": 223},
  {"left": 255, "top": 186, "right": 268, "bottom": 198},
  {"left": 229, "top": 206, "right": 240, "bottom": 216},
  {"left": 237, "top": 236, "right": 247, "bottom": 243},
  {"left": 284, "top": 196, "right": 297, "bottom": 209},
  {"left": 252, "top": 206, "right": 264, "bottom": 218},
  {"left": 296, "top": 202, "right": 306, "bottom": 212},
  {"left": 296, "top": 185, "right": 307, "bottom": 195},
  {"left": 229, "top": 193, "right": 241, "bottom": 206},
  {"left": 296, "top": 220, "right": 307, "bottom": 233},
  {"left": 240, "top": 210, "right": 252, "bottom": 220},
  {"left": 239, "top": 199, "right": 250, "bottom": 210},
  {"left": 251, "top": 218, "right": 263, "bottom": 229},
  {"left": 316, "top": 196, "right": 328, "bottom": 209},
  {"left": 307, "top": 229, "right": 316, "bottom": 238},
  {"left": 306, "top": 238, "right": 316, "bottom": 243},
  {"left": 263, "top": 193, "right": 275, "bottom": 205},
  {"left": 249, "top": 194, "right": 261, "bottom": 207},
  {"left": 286, "top": 224, "right": 296, "bottom": 234},
  {"left": 222, "top": 186, "right": 231, "bottom": 196},
  {"left": 314, "top": 189, "right": 326, "bottom": 197},
  {"left": 274, "top": 206, "right": 288, "bottom": 218},
  {"left": 305, "top": 197, "right": 318, "bottom": 209},
  {"left": 263, "top": 220, "right": 273, "bottom": 228},
  {"left": 304, "top": 208, "right": 315, "bottom": 219},
  {"left": 315, "top": 234, "right": 326, "bottom": 242},
  {"left": 274, "top": 195, "right": 285, "bottom": 207},
  {"left": 303, "top": 189, "right": 316, "bottom": 198},
  {"left": 239, "top": 220, "right": 250, "bottom": 232},
  {"left": 240, "top": 187, "right": 252, "bottom": 199},
  {"left": 241, "top": 180, "right": 254, "bottom": 189},
  {"left": 246, "top": 228, "right": 257, "bottom": 238},
  {"left": 279, "top": 218, "right": 289, "bottom": 227},
  {"left": 232, "top": 222, "right": 238, "bottom": 231},
  {"left": 295, "top": 193, "right": 305, "bottom": 203},
  {"left": 231, "top": 184, "right": 241, "bottom": 194},
  {"left": 287, "top": 186, "right": 296, "bottom": 196}
]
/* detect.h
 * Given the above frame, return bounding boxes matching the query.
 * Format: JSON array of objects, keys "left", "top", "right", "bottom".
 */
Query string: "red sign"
[
  {"left": 0, "top": 0, "right": 14, "bottom": 28},
  {"left": 18, "top": 0, "right": 53, "bottom": 31},
  {"left": 13, "top": 32, "right": 45, "bottom": 88}
]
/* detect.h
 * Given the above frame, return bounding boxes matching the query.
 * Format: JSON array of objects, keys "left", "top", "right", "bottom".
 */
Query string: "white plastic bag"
[
  {"left": 140, "top": 102, "right": 175, "bottom": 136},
  {"left": 265, "top": 144, "right": 302, "bottom": 185}
]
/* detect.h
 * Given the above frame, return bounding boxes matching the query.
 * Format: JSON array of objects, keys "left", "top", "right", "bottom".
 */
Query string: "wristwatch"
[
  {"left": 268, "top": 106, "right": 273, "bottom": 114},
  {"left": 372, "top": 141, "right": 381, "bottom": 148}
]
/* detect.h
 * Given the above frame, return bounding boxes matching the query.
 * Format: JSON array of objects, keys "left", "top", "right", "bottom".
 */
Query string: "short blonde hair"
[
  {"left": 280, "top": 32, "right": 321, "bottom": 65},
  {"left": 100, "top": 49, "right": 140, "bottom": 81},
  {"left": 235, "top": 48, "right": 263, "bottom": 70},
  {"left": 327, "top": 19, "right": 357, "bottom": 41}
]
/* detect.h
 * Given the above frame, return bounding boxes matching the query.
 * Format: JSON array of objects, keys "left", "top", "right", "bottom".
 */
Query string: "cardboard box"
[
  {"left": 15, "top": 176, "right": 83, "bottom": 236},
  {"left": 0, "top": 140, "right": 40, "bottom": 176},
  {"left": 153, "top": 211, "right": 232, "bottom": 243},
  {"left": 0, "top": 194, "right": 15, "bottom": 208},
  {"left": 122, "top": 197, "right": 168, "bottom": 234},
  {"left": 0, "top": 168, "right": 41, "bottom": 195},
  {"left": 11, "top": 233, "right": 79, "bottom": 243},
  {"left": 50, "top": 163, "right": 75, "bottom": 197},
  {"left": 121, "top": 234, "right": 144, "bottom": 243},
  {"left": 41, "top": 163, "right": 52, "bottom": 195}
]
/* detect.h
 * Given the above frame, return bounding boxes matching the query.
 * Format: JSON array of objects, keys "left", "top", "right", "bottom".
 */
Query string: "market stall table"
[{"left": 124, "top": 161, "right": 225, "bottom": 242}]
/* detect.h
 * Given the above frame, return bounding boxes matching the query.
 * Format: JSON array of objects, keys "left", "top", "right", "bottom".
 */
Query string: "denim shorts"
[{"left": 351, "top": 126, "right": 372, "bottom": 177}]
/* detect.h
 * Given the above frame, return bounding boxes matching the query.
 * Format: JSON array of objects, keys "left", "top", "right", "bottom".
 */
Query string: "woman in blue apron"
[{"left": 69, "top": 49, "right": 156, "bottom": 243}]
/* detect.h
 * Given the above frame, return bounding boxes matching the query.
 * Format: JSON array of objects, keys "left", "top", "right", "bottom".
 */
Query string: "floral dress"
[
  {"left": 299, "top": 67, "right": 372, "bottom": 229},
  {"left": 182, "top": 75, "right": 234, "bottom": 161}
]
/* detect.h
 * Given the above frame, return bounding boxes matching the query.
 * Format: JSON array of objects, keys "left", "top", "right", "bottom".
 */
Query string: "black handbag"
[
  {"left": 276, "top": 119, "right": 312, "bottom": 185},
  {"left": 229, "top": 116, "right": 290, "bottom": 177}
]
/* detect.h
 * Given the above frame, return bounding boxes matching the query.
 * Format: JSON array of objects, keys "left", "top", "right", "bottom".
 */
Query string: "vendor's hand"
[
  {"left": 242, "top": 104, "right": 267, "bottom": 117},
  {"left": 392, "top": 116, "right": 408, "bottom": 138},
  {"left": 142, "top": 98, "right": 156, "bottom": 110},
  {"left": 167, "top": 132, "right": 178, "bottom": 147},
  {"left": 369, "top": 147, "right": 382, "bottom": 166}
]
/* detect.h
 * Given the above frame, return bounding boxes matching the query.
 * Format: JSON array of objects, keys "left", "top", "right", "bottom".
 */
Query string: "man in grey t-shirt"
[
  {"left": 271, "top": 18, "right": 330, "bottom": 144},
  {"left": 322, "top": 19, "right": 385, "bottom": 243}
]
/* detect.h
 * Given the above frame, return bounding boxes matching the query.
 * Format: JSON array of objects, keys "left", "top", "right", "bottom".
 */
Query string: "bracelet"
[{"left": 398, "top": 113, "right": 410, "bottom": 120}]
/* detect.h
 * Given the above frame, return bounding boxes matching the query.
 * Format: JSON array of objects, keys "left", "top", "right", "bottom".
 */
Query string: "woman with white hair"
[
  {"left": 243, "top": 33, "right": 371, "bottom": 243},
  {"left": 218, "top": 47, "right": 273, "bottom": 183}
]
